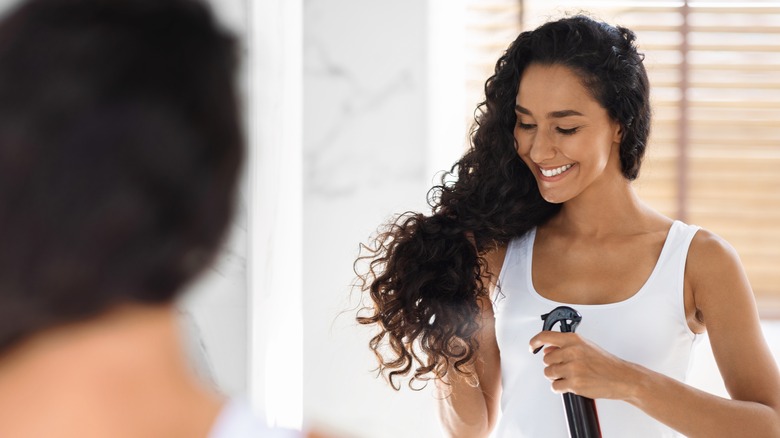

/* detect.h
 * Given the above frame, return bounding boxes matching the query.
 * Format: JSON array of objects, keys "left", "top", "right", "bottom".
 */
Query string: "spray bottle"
[{"left": 534, "top": 306, "right": 602, "bottom": 438}]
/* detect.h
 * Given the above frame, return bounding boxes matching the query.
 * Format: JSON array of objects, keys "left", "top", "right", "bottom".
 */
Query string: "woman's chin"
[{"left": 539, "top": 189, "right": 568, "bottom": 204}]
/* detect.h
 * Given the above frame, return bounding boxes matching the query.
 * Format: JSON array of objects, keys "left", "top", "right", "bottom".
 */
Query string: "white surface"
[
  {"left": 427, "top": 0, "right": 468, "bottom": 181},
  {"left": 246, "top": 0, "right": 304, "bottom": 429},
  {"left": 302, "top": 1, "right": 443, "bottom": 437},
  {"left": 209, "top": 399, "right": 303, "bottom": 438}
]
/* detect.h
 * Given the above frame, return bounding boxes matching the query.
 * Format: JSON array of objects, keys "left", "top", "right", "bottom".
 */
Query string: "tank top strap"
[
  {"left": 647, "top": 220, "right": 701, "bottom": 296},
  {"left": 662, "top": 220, "right": 701, "bottom": 261}
]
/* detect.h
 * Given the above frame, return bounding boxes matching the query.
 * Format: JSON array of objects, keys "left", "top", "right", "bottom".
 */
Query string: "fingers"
[
  {"left": 530, "top": 332, "right": 587, "bottom": 395},
  {"left": 542, "top": 362, "right": 577, "bottom": 394},
  {"left": 543, "top": 361, "right": 563, "bottom": 380},
  {"left": 541, "top": 345, "right": 565, "bottom": 366},
  {"left": 531, "top": 333, "right": 629, "bottom": 399},
  {"left": 542, "top": 345, "right": 560, "bottom": 357},
  {"left": 529, "top": 331, "right": 580, "bottom": 354},
  {"left": 550, "top": 378, "right": 572, "bottom": 394}
]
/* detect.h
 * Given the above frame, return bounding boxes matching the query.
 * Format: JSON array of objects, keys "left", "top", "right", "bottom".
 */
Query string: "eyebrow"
[{"left": 515, "top": 104, "right": 584, "bottom": 119}]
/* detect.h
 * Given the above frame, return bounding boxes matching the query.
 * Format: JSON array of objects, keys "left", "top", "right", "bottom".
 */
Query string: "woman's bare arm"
[
  {"left": 627, "top": 230, "right": 780, "bottom": 436},
  {"left": 436, "top": 246, "right": 505, "bottom": 437}
]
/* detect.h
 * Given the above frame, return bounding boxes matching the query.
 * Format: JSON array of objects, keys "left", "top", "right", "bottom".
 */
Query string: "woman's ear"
[{"left": 613, "top": 122, "right": 624, "bottom": 144}]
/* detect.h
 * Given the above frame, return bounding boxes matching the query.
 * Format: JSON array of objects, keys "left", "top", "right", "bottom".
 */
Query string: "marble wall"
[{"left": 303, "top": 1, "right": 442, "bottom": 436}]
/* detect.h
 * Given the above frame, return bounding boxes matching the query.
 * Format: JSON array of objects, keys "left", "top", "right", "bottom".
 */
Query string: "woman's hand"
[{"left": 529, "top": 331, "right": 641, "bottom": 401}]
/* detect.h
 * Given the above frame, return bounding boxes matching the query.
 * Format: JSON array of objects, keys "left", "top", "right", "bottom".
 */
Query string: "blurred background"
[{"left": 1, "top": 0, "right": 778, "bottom": 437}]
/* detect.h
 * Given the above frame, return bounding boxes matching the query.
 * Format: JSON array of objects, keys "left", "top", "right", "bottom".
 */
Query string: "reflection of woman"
[{"left": 357, "top": 15, "right": 780, "bottom": 437}]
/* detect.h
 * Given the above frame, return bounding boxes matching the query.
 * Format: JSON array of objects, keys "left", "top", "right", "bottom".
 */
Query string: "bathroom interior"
[{"left": 2, "top": 0, "right": 776, "bottom": 437}]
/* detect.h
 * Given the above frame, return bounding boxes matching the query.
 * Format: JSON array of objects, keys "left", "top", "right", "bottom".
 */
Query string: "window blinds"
[{"left": 464, "top": 0, "right": 523, "bottom": 125}]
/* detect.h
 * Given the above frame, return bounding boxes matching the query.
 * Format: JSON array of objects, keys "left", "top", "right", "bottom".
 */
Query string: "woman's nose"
[{"left": 528, "top": 131, "right": 556, "bottom": 163}]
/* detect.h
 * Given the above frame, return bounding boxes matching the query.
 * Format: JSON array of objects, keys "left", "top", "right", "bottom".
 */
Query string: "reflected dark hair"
[
  {"left": 0, "top": 0, "right": 241, "bottom": 353},
  {"left": 356, "top": 14, "right": 650, "bottom": 389}
]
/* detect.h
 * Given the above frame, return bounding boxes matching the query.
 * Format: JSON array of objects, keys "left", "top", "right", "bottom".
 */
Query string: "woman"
[
  {"left": 356, "top": 15, "right": 780, "bottom": 437},
  {"left": 0, "top": 0, "right": 310, "bottom": 436}
]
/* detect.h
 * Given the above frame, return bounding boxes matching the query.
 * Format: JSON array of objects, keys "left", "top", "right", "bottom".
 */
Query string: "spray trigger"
[{"left": 533, "top": 306, "right": 583, "bottom": 354}]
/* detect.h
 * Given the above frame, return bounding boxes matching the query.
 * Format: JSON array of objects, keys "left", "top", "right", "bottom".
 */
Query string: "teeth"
[{"left": 540, "top": 163, "right": 574, "bottom": 177}]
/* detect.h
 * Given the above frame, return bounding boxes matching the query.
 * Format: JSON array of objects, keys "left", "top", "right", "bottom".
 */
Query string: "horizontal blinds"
[
  {"left": 464, "top": 0, "right": 522, "bottom": 126},
  {"left": 686, "top": 4, "right": 780, "bottom": 314},
  {"left": 521, "top": 1, "right": 780, "bottom": 315}
]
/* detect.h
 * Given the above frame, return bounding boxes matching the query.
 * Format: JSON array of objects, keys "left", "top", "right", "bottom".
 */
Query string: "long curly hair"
[{"left": 355, "top": 15, "right": 651, "bottom": 390}]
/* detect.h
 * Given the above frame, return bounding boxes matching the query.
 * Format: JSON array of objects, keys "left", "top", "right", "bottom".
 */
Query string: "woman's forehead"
[{"left": 516, "top": 64, "right": 604, "bottom": 116}]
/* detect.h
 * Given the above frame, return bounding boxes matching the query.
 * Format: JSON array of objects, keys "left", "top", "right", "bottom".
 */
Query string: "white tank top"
[{"left": 494, "top": 220, "right": 700, "bottom": 437}]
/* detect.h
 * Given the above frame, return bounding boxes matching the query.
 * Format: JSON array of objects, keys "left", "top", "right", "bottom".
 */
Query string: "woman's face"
[{"left": 514, "top": 63, "right": 623, "bottom": 204}]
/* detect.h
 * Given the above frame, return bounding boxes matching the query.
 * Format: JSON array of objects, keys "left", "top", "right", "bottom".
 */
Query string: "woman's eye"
[
  {"left": 517, "top": 122, "right": 536, "bottom": 130},
  {"left": 556, "top": 127, "right": 579, "bottom": 135}
]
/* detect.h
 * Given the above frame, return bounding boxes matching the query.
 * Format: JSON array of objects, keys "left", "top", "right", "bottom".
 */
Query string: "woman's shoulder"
[
  {"left": 687, "top": 226, "right": 741, "bottom": 269},
  {"left": 685, "top": 226, "right": 750, "bottom": 307}
]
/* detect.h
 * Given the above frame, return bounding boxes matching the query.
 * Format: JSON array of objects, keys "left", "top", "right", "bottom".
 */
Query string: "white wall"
[{"left": 302, "top": 1, "right": 443, "bottom": 436}]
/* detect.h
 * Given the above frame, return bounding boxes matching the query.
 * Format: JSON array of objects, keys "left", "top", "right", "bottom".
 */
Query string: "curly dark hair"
[
  {"left": 355, "top": 15, "right": 651, "bottom": 390},
  {"left": 0, "top": 0, "right": 241, "bottom": 354}
]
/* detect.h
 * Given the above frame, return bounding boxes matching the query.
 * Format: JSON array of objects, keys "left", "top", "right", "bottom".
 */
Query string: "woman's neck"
[
  {"left": 0, "top": 304, "right": 223, "bottom": 438},
  {"left": 550, "top": 173, "right": 665, "bottom": 237}
]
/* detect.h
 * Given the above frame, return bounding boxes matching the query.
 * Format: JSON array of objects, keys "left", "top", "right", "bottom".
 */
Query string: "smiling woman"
[
  {"left": 514, "top": 64, "right": 624, "bottom": 204},
  {"left": 356, "top": 14, "right": 780, "bottom": 438}
]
